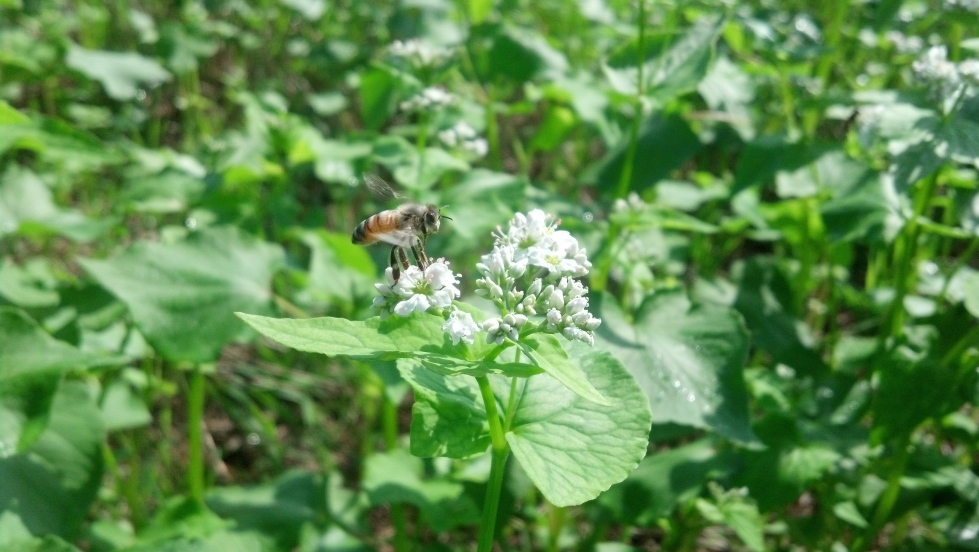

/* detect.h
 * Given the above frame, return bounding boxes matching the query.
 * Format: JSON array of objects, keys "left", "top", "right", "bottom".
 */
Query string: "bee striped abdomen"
[{"left": 351, "top": 216, "right": 376, "bottom": 244}]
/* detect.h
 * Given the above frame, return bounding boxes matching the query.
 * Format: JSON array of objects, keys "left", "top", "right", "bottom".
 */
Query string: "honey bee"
[{"left": 351, "top": 176, "right": 449, "bottom": 282}]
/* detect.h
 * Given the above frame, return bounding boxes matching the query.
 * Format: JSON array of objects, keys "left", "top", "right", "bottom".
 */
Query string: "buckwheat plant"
[{"left": 237, "top": 211, "right": 651, "bottom": 552}]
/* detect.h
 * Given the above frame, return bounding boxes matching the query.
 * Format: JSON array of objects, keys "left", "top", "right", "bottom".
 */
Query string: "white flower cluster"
[
  {"left": 369, "top": 211, "right": 599, "bottom": 348},
  {"left": 475, "top": 210, "right": 599, "bottom": 345},
  {"left": 373, "top": 260, "right": 461, "bottom": 317},
  {"left": 884, "top": 31, "right": 924, "bottom": 55},
  {"left": 613, "top": 192, "right": 646, "bottom": 214},
  {"left": 437, "top": 121, "right": 488, "bottom": 158},
  {"left": 387, "top": 39, "right": 452, "bottom": 66},
  {"left": 912, "top": 46, "right": 979, "bottom": 100},
  {"left": 399, "top": 87, "right": 455, "bottom": 113},
  {"left": 371, "top": 258, "right": 480, "bottom": 346}
]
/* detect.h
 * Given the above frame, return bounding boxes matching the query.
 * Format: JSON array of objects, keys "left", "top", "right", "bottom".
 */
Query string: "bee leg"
[
  {"left": 396, "top": 246, "right": 411, "bottom": 275},
  {"left": 389, "top": 246, "right": 401, "bottom": 283},
  {"left": 411, "top": 242, "right": 429, "bottom": 270}
]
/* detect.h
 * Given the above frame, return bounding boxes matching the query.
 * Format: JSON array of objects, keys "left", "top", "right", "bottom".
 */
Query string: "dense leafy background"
[{"left": 2, "top": 0, "right": 978, "bottom": 550}]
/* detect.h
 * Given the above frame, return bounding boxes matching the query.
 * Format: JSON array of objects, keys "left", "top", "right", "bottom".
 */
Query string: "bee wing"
[
  {"left": 363, "top": 173, "right": 407, "bottom": 200},
  {"left": 374, "top": 228, "right": 418, "bottom": 247}
]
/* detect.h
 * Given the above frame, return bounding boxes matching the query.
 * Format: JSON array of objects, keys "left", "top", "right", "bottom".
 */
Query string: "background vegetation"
[{"left": 1, "top": 0, "right": 978, "bottom": 550}]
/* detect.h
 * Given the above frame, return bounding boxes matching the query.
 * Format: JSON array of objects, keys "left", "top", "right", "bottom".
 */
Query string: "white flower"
[
  {"left": 387, "top": 39, "right": 452, "bottom": 66},
  {"left": 960, "top": 59, "right": 979, "bottom": 86},
  {"left": 374, "top": 260, "right": 461, "bottom": 316},
  {"left": 442, "top": 309, "right": 480, "bottom": 345},
  {"left": 400, "top": 87, "right": 455, "bottom": 113},
  {"left": 438, "top": 121, "right": 487, "bottom": 158}
]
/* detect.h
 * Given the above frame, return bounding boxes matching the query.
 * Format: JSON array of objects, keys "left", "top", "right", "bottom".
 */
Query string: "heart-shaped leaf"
[
  {"left": 81, "top": 227, "right": 285, "bottom": 363},
  {"left": 593, "top": 291, "right": 757, "bottom": 445},
  {"left": 506, "top": 342, "right": 651, "bottom": 506}
]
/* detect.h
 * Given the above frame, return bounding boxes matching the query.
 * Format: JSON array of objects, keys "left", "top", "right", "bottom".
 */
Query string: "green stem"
[
  {"left": 614, "top": 0, "right": 647, "bottom": 200},
  {"left": 853, "top": 436, "right": 910, "bottom": 551},
  {"left": 382, "top": 395, "right": 410, "bottom": 552},
  {"left": 546, "top": 504, "right": 567, "bottom": 552},
  {"left": 887, "top": 173, "right": 939, "bottom": 337},
  {"left": 476, "top": 375, "right": 509, "bottom": 552},
  {"left": 187, "top": 366, "right": 206, "bottom": 504}
]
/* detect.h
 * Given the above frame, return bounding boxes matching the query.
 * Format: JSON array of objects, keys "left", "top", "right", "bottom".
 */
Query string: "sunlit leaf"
[
  {"left": 593, "top": 291, "right": 757, "bottom": 444},
  {"left": 0, "top": 381, "right": 105, "bottom": 539},
  {"left": 0, "top": 308, "right": 121, "bottom": 457},
  {"left": 65, "top": 45, "right": 171, "bottom": 101},
  {"left": 506, "top": 342, "right": 651, "bottom": 506},
  {"left": 81, "top": 227, "right": 285, "bottom": 363}
]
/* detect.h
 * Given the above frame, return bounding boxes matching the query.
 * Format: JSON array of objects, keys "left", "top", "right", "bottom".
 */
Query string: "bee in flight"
[{"left": 351, "top": 175, "right": 449, "bottom": 283}]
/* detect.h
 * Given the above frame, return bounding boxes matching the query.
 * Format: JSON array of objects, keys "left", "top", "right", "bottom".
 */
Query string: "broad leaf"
[
  {"left": 0, "top": 167, "right": 115, "bottom": 242},
  {"left": 362, "top": 449, "right": 480, "bottom": 532},
  {"left": 206, "top": 470, "right": 323, "bottom": 550},
  {"left": 402, "top": 343, "right": 650, "bottom": 505},
  {"left": 65, "top": 45, "right": 171, "bottom": 101},
  {"left": 301, "top": 230, "right": 376, "bottom": 305},
  {"left": 237, "top": 312, "right": 543, "bottom": 379},
  {"left": 0, "top": 258, "right": 60, "bottom": 308},
  {"left": 593, "top": 291, "right": 757, "bottom": 444},
  {"left": 400, "top": 358, "right": 491, "bottom": 458},
  {"left": 506, "top": 342, "right": 651, "bottom": 506},
  {"left": 0, "top": 381, "right": 105, "bottom": 539},
  {"left": 597, "top": 439, "right": 736, "bottom": 525},
  {"left": 0, "top": 308, "right": 120, "bottom": 456},
  {"left": 592, "top": 112, "right": 700, "bottom": 195},
  {"left": 81, "top": 227, "right": 285, "bottom": 363},
  {"left": 605, "top": 16, "right": 724, "bottom": 103}
]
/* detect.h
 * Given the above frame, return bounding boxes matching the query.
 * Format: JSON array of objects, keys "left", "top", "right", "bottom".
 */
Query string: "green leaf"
[
  {"left": 485, "top": 24, "right": 569, "bottom": 82},
  {"left": 834, "top": 501, "right": 869, "bottom": 528},
  {"left": 206, "top": 470, "right": 323, "bottom": 550},
  {"left": 593, "top": 291, "right": 757, "bottom": 444},
  {"left": 506, "top": 342, "right": 651, "bottom": 506},
  {"left": 724, "top": 258, "right": 828, "bottom": 376},
  {"left": 872, "top": 349, "right": 958, "bottom": 443},
  {"left": 697, "top": 496, "right": 765, "bottom": 552},
  {"left": 80, "top": 227, "right": 285, "bottom": 363},
  {"left": 597, "top": 439, "right": 735, "bottom": 525},
  {"left": 65, "top": 45, "right": 171, "bottom": 101},
  {"left": 0, "top": 101, "right": 30, "bottom": 125},
  {"left": 359, "top": 66, "right": 411, "bottom": 131},
  {"left": 735, "top": 441, "right": 841, "bottom": 511},
  {"left": 99, "top": 376, "right": 152, "bottom": 431},
  {"left": 521, "top": 334, "right": 610, "bottom": 406},
  {"left": 439, "top": 169, "right": 525, "bottom": 258},
  {"left": 0, "top": 308, "right": 120, "bottom": 456},
  {"left": 592, "top": 112, "right": 700, "bottom": 195},
  {"left": 301, "top": 230, "right": 377, "bottom": 305},
  {"left": 236, "top": 312, "right": 542, "bottom": 378},
  {"left": 362, "top": 449, "right": 480, "bottom": 531},
  {"left": 136, "top": 496, "right": 231, "bottom": 544},
  {"left": 605, "top": 16, "right": 724, "bottom": 104},
  {"left": 121, "top": 170, "right": 205, "bottom": 213},
  {"left": 0, "top": 381, "right": 105, "bottom": 539},
  {"left": 0, "top": 258, "right": 60, "bottom": 308},
  {"left": 0, "top": 167, "right": 116, "bottom": 242},
  {"left": 400, "top": 358, "right": 490, "bottom": 459},
  {"left": 698, "top": 54, "right": 756, "bottom": 139},
  {"left": 529, "top": 105, "right": 576, "bottom": 152}
]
